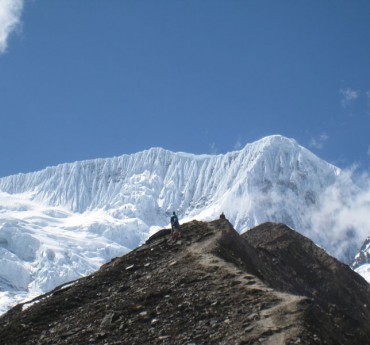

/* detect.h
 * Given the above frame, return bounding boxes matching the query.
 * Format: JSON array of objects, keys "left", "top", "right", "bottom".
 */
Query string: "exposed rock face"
[
  {"left": 0, "top": 220, "right": 370, "bottom": 345},
  {"left": 352, "top": 237, "right": 370, "bottom": 269}
]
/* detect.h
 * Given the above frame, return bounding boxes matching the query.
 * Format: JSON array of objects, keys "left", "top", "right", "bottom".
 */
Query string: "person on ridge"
[
  {"left": 170, "top": 211, "right": 180, "bottom": 240},
  {"left": 219, "top": 212, "right": 226, "bottom": 220}
]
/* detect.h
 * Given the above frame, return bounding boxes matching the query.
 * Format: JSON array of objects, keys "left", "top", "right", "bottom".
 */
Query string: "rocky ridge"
[{"left": 0, "top": 220, "right": 369, "bottom": 345}]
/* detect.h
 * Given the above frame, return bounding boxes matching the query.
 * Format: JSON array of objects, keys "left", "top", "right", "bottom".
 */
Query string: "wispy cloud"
[
  {"left": 305, "top": 169, "right": 370, "bottom": 262},
  {"left": 209, "top": 142, "right": 218, "bottom": 154},
  {"left": 309, "top": 132, "right": 329, "bottom": 150},
  {"left": 0, "top": 0, "right": 24, "bottom": 54},
  {"left": 233, "top": 137, "right": 243, "bottom": 150},
  {"left": 340, "top": 88, "right": 360, "bottom": 107}
]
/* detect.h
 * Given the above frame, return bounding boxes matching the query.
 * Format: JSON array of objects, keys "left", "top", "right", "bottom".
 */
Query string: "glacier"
[{"left": 0, "top": 134, "right": 368, "bottom": 314}]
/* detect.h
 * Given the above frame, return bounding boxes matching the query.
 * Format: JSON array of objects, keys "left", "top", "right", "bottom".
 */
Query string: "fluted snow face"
[
  {"left": 0, "top": 135, "right": 339, "bottom": 227},
  {"left": 0, "top": 135, "right": 359, "bottom": 313}
]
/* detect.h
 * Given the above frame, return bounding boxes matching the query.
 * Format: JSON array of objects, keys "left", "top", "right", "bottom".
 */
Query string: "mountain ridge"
[
  {"left": 0, "top": 135, "right": 339, "bottom": 222},
  {"left": 1, "top": 220, "right": 369, "bottom": 345}
]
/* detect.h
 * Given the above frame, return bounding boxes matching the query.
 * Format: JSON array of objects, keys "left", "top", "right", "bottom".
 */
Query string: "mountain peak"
[{"left": 253, "top": 134, "right": 297, "bottom": 146}]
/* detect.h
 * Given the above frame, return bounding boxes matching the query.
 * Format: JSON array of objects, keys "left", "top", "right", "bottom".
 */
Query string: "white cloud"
[
  {"left": 305, "top": 170, "right": 370, "bottom": 262},
  {"left": 0, "top": 0, "right": 24, "bottom": 54},
  {"left": 340, "top": 88, "right": 359, "bottom": 107},
  {"left": 309, "top": 132, "right": 329, "bottom": 150}
]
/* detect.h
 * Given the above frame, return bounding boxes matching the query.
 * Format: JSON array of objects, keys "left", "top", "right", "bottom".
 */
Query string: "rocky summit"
[{"left": 0, "top": 220, "right": 370, "bottom": 345}]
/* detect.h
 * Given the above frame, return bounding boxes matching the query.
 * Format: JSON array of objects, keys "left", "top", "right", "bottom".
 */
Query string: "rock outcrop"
[
  {"left": 0, "top": 220, "right": 369, "bottom": 344},
  {"left": 352, "top": 236, "right": 370, "bottom": 269}
]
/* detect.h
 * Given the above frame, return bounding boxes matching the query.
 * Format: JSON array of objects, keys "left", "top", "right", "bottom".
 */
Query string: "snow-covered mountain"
[
  {"left": 0, "top": 135, "right": 368, "bottom": 314},
  {"left": 351, "top": 237, "right": 370, "bottom": 282}
]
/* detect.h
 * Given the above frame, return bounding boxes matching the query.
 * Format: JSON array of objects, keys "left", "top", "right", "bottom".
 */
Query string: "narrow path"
[{"left": 182, "top": 222, "right": 307, "bottom": 344}]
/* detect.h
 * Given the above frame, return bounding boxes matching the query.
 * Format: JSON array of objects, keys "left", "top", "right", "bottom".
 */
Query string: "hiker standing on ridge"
[
  {"left": 220, "top": 212, "right": 226, "bottom": 220},
  {"left": 170, "top": 211, "right": 180, "bottom": 240}
]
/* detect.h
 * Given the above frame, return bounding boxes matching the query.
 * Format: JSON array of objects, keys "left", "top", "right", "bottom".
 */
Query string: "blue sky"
[{"left": 1, "top": 0, "right": 370, "bottom": 177}]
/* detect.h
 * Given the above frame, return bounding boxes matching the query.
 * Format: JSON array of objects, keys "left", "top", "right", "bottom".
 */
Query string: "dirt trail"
[{"left": 184, "top": 221, "right": 307, "bottom": 345}]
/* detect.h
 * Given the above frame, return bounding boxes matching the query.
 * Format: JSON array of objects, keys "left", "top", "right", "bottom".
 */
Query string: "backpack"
[
  {"left": 173, "top": 217, "right": 179, "bottom": 228},
  {"left": 171, "top": 215, "right": 179, "bottom": 228}
]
